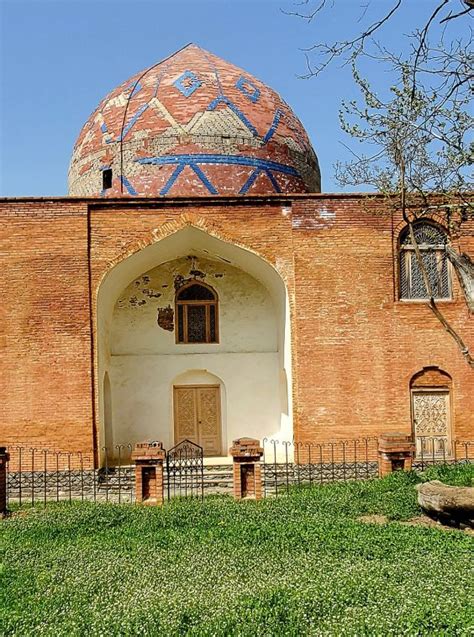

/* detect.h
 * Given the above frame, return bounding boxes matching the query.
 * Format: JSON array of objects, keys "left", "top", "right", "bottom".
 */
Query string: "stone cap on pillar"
[
  {"left": 0, "top": 447, "right": 10, "bottom": 465},
  {"left": 230, "top": 437, "right": 264, "bottom": 459},
  {"left": 131, "top": 441, "right": 166, "bottom": 463},
  {"left": 378, "top": 432, "right": 415, "bottom": 454}
]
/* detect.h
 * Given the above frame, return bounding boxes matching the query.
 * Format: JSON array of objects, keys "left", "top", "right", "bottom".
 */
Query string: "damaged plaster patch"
[
  {"left": 174, "top": 274, "right": 186, "bottom": 290},
  {"left": 190, "top": 269, "right": 206, "bottom": 278},
  {"left": 319, "top": 206, "right": 336, "bottom": 220},
  {"left": 142, "top": 288, "right": 162, "bottom": 298},
  {"left": 292, "top": 206, "right": 336, "bottom": 229},
  {"left": 157, "top": 305, "right": 174, "bottom": 331}
]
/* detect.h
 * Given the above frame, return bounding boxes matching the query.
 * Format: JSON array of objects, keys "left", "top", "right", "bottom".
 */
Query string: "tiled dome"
[{"left": 68, "top": 44, "right": 321, "bottom": 197}]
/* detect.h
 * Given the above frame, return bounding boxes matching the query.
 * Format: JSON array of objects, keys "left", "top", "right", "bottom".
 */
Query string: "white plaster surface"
[
  {"left": 111, "top": 256, "right": 277, "bottom": 355},
  {"left": 96, "top": 227, "right": 293, "bottom": 459},
  {"left": 110, "top": 354, "right": 280, "bottom": 452}
]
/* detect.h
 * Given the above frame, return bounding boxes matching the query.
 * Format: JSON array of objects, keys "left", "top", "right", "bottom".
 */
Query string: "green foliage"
[
  {"left": 1, "top": 467, "right": 473, "bottom": 635},
  {"left": 421, "top": 462, "right": 474, "bottom": 487},
  {"left": 336, "top": 63, "right": 473, "bottom": 199}
]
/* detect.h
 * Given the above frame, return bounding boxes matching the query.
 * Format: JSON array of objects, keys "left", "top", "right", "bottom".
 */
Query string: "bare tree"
[{"left": 286, "top": 0, "right": 474, "bottom": 366}]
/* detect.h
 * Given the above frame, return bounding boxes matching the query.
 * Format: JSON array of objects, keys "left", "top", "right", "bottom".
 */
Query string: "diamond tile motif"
[
  {"left": 236, "top": 75, "right": 260, "bottom": 103},
  {"left": 173, "top": 70, "right": 202, "bottom": 97}
]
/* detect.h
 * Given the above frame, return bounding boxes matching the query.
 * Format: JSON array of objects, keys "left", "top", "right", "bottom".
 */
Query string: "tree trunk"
[{"left": 416, "top": 480, "right": 474, "bottom": 528}]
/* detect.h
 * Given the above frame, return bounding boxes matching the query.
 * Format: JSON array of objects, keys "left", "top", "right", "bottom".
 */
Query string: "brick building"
[{"left": 1, "top": 44, "right": 473, "bottom": 464}]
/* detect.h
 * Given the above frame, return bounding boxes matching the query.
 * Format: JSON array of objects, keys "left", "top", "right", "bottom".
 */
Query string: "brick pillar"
[
  {"left": 229, "top": 438, "right": 264, "bottom": 500},
  {"left": 131, "top": 442, "right": 166, "bottom": 506},
  {"left": 0, "top": 447, "right": 10, "bottom": 516},
  {"left": 378, "top": 433, "right": 415, "bottom": 477}
]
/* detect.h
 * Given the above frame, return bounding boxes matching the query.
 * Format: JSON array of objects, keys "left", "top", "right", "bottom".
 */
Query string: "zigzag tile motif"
[
  {"left": 137, "top": 154, "right": 299, "bottom": 195},
  {"left": 69, "top": 44, "right": 320, "bottom": 197},
  {"left": 207, "top": 96, "right": 259, "bottom": 137}
]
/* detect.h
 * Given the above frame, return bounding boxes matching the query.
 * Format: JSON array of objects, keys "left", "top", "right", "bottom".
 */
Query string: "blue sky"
[{"left": 0, "top": 0, "right": 455, "bottom": 196}]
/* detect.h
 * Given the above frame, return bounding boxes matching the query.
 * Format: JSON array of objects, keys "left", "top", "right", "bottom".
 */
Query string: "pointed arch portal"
[{"left": 96, "top": 227, "right": 292, "bottom": 462}]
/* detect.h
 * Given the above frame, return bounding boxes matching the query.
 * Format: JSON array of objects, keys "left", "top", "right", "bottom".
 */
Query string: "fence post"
[
  {"left": 230, "top": 438, "right": 264, "bottom": 500},
  {"left": 0, "top": 447, "right": 10, "bottom": 516},
  {"left": 131, "top": 442, "right": 166, "bottom": 506},
  {"left": 378, "top": 433, "right": 415, "bottom": 477}
]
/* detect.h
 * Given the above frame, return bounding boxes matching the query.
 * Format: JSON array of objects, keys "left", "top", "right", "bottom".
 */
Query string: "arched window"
[
  {"left": 399, "top": 222, "right": 451, "bottom": 300},
  {"left": 176, "top": 282, "right": 218, "bottom": 343}
]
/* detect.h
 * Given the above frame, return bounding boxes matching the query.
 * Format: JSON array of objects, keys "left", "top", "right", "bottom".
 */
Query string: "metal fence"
[
  {"left": 4, "top": 436, "right": 474, "bottom": 508},
  {"left": 5, "top": 443, "right": 205, "bottom": 506},
  {"left": 262, "top": 438, "right": 380, "bottom": 496},
  {"left": 412, "top": 436, "right": 474, "bottom": 470}
]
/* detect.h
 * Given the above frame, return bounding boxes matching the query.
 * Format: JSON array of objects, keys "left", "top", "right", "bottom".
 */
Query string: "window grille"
[
  {"left": 176, "top": 282, "right": 218, "bottom": 343},
  {"left": 399, "top": 222, "right": 451, "bottom": 300}
]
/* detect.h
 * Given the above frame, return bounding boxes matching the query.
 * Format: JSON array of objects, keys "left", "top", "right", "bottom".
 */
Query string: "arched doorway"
[
  {"left": 96, "top": 227, "right": 291, "bottom": 462},
  {"left": 172, "top": 370, "right": 225, "bottom": 456},
  {"left": 410, "top": 367, "right": 453, "bottom": 458}
]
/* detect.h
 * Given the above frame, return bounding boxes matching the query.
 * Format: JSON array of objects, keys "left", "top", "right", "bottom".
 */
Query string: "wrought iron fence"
[
  {"left": 166, "top": 440, "right": 204, "bottom": 500},
  {"left": 262, "top": 438, "right": 380, "bottom": 496},
  {"left": 3, "top": 436, "right": 473, "bottom": 508},
  {"left": 412, "top": 437, "right": 474, "bottom": 470},
  {"left": 5, "top": 443, "right": 205, "bottom": 507},
  {"left": 6, "top": 446, "right": 133, "bottom": 506}
]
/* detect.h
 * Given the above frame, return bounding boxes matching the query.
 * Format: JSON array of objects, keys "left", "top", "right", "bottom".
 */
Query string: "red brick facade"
[{"left": 1, "top": 194, "right": 472, "bottom": 458}]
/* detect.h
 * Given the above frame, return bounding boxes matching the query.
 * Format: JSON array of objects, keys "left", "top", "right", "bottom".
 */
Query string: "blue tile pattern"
[
  {"left": 128, "top": 81, "right": 142, "bottom": 98},
  {"left": 136, "top": 153, "right": 299, "bottom": 195},
  {"left": 207, "top": 96, "right": 259, "bottom": 137},
  {"left": 78, "top": 45, "right": 319, "bottom": 198},
  {"left": 120, "top": 175, "right": 138, "bottom": 195},
  {"left": 118, "top": 104, "right": 149, "bottom": 141},
  {"left": 263, "top": 109, "right": 283, "bottom": 143},
  {"left": 173, "top": 70, "right": 202, "bottom": 97},
  {"left": 236, "top": 75, "right": 260, "bottom": 103}
]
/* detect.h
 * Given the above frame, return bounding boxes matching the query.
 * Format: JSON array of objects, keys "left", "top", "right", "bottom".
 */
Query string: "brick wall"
[
  {"left": 0, "top": 201, "right": 94, "bottom": 451},
  {"left": 1, "top": 194, "right": 472, "bottom": 455},
  {"left": 292, "top": 197, "right": 474, "bottom": 443}
]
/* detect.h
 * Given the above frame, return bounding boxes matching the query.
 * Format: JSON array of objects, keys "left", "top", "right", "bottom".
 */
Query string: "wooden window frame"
[
  {"left": 175, "top": 281, "right": 219, "bottom": 344},
  {"left": 398, "top": 222, "right": 452, "bottom": 301}
]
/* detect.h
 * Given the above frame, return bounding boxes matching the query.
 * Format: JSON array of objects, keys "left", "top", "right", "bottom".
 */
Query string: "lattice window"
[
  {"left": 399, "top": 222, "right": 451, "bottom": 300},
  {"left": 176, "top": 282, "right": 218, "bottom": 344}
]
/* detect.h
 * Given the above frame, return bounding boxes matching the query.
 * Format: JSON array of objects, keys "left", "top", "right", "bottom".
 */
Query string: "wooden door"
[
  {"left": 412, "top": 390, "right": 451, "bottom": 457},
  {"left": 173, "top": 385, "right": 221, "bottom": 456}
]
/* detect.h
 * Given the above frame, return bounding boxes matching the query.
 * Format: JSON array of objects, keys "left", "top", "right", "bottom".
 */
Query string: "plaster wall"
[
  {"left": 109, "top": 353, "right": 283, "bottom": 454},
  {"left": 111, "top": 256, "right": 277, "bottom": 354},
  {"left": 100, "top": 234, "right": 292, "bottom": 458}
]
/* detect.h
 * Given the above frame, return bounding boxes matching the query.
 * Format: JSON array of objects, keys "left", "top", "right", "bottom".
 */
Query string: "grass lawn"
[{"left": 1, "top": 466, "right": 473, "bottom": 636}]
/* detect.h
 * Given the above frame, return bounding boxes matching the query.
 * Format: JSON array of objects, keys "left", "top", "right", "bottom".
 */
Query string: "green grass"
[
  {"left": 421, "top": 462, "right": 474, "bottom": 487},
  {"left": 1, "top": 468, "right": 474, "bottom": 636}
]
